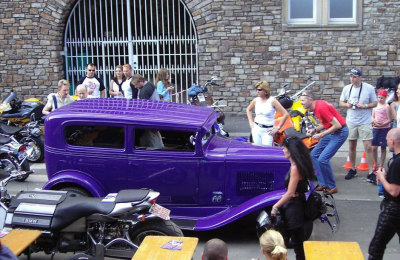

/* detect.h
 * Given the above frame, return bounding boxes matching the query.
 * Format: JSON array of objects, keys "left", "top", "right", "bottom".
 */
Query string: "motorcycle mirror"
[
  {"left": 0, "top": 205, "right": 6, "bottom": 230},
  {"left": 218, "top": 100, "right": 227, "bottom": 106},
  {"left": 277, "top": 88, "right": 286, "bottom": 96}
]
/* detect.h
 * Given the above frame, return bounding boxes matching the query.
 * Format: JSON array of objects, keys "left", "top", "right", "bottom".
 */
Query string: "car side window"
[
  {"left": 134, "top": 128, "right": 195, "bottom": 152},
  {"left": 65, "top": 125, "right": 124, "bottom": 149}
]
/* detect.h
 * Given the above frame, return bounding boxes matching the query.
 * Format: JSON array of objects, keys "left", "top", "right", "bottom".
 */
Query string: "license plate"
[
  {"left": 149, "top": 203, "right": 170, "bottom": 220},
  {"left": 198, "top": 93, "right": 206, "bottom": 102},
  {"left": 17, "top": 152, "right": 25, "bottom": 161}
]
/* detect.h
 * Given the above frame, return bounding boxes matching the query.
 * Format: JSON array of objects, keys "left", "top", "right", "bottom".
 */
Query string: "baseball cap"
[
  {"left": 349, "top": 68, "right": 362, "bottom": 77},
  {"left": 377, "top": 89, "right": 388, "bottom": 97}
]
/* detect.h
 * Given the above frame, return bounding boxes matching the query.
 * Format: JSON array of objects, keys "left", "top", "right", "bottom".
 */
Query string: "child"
[{"left": 370, "top": 89, "right": 391, "bottom": 195}]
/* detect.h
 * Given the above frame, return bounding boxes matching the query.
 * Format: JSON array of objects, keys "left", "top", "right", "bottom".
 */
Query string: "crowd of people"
[
  {"left": 246, "top": 68, "right": 400, "bottom": 192},
  {"left": 37, "top": 65, "right": 400, "bottom": 259},
  {"left": 42, "top": 63, "right": 175, "bottom": 115},
  {"left": 246, "top": 67, "right": 400, "bottom": 260}
]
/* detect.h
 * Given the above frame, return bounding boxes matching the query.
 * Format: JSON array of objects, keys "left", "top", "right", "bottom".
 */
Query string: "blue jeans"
[{"left": 311, "top": 125, "right": 349, "bottom": 189}]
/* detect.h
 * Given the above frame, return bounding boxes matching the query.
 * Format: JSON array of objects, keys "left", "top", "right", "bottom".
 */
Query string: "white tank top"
[{"left": 254, "top": 97, "right": 276, "bottom": 126}]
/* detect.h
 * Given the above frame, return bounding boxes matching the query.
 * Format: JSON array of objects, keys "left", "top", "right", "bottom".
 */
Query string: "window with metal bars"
[{"left": 63, "top": 0, "right": 198, "bottom": 103}]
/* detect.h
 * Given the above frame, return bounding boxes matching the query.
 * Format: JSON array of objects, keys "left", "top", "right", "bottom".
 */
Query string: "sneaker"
[
  {"left": 367, "top": 173, "right": 377, "bottom": 185},
  {"left": 345, "top": 169, "right": 357, "bottom": 180}
]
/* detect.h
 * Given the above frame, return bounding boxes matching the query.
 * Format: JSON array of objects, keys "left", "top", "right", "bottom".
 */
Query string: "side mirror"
[{"left": 30, "top": 113, "right": 36, "bottom": 122}]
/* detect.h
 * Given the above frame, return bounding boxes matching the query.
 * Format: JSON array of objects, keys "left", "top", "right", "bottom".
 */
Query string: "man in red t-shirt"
[{"left": 300, "top": 90, "right": 349, "bottom": 194}]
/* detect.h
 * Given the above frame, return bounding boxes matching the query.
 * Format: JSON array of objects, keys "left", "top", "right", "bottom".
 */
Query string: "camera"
[{"left": 350, "top": 101, "right": 357, "bottom": 110}]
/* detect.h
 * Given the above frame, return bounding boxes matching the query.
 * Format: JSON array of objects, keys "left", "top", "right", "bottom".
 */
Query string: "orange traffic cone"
[
  {"left": 342, "top": 155, "right": 352, "bottom": 170},
  {"left": 356, "top": 152, "right": 369, "bottom": 172}
]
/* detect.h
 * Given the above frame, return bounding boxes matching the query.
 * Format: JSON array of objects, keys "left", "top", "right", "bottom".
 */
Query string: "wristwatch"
[{"left": 364, "top": 104, "right": 368, "bottom": 109}]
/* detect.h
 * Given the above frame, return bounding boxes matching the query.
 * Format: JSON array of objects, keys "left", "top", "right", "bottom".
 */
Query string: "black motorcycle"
[
  {"left": 256, "top": 189, "right": 339, "bottom": 248},
  {"left": 188, "top": 77, "right": 229, "bottom": 137},
  {"left": 0, "top": 171, "right": 183, "bottom": 259},
  {"left": 0, "top": 135, "right": 31, "bottom": 181},
  {"left": 0, "top": 90, "right": 44, "bottom": 127},
  {"left": 0, "top": 120, "right": 44, "bottom": 163}
]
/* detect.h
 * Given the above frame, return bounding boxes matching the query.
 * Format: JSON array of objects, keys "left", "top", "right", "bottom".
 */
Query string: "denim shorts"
[{"left": 372, "top": 128, "right": 390, "bottom": 147}]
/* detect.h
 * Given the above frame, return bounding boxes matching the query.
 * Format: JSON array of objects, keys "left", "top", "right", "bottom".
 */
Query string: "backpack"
[{"left": 304, "top": 188, "right": 326, "bottom": 221}]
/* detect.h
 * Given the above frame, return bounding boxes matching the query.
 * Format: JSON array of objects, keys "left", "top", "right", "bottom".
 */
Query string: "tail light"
[
  {"left": 18, "top": 145, "right": 26, "bottom": 153},
  {"left": 150, "top": 198, "right": 157, "bottom": 204}
]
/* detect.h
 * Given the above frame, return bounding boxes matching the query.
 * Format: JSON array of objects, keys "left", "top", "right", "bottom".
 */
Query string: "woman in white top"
[
  {"left": 247, "top": 80, "right": 289, "bottom": 146},
  {"left": 109, "top": 65, "right": 125, "bottom": 98}
]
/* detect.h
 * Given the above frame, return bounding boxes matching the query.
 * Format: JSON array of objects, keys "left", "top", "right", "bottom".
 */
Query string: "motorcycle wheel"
[
  {"left": 129, "top": 219, "right": 183, "bottom": 246},
  {"left": 21, "top": 136, "right": 44, "bottom": 163},
  {"left": 0, "top": 154, "right": 30, "bottom": 182}
]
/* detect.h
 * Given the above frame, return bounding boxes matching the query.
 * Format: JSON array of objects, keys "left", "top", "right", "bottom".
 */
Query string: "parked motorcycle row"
[{"left": 0, "top": 91, "right": 44, "bottom": 184}]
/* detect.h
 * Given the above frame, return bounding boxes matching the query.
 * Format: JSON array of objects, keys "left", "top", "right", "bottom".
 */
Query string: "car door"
[
  {"left": 60, "top": 123, "right": 130, "bottom": 193},
  {"left": 126, "top": 126, "right": 200, "bottom": 205}
]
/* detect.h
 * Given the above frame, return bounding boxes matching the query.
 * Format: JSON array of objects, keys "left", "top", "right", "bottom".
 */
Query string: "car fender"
[
  {"left": 43, "top": 171, "right": 106, "bottom": 197},
  {"left": 191, "top": 190, "right": 286, "bottom": 231}
]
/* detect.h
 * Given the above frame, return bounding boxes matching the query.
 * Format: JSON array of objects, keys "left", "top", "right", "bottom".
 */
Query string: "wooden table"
[
  {"left": 0, "top": 229, "right": 41, "bottom": 256},
  {"left": 304, "top": 241, "right": 364, "bottom": 260},
  {"left": 132, "top": 236, "right": 199, "bottom": 260}
]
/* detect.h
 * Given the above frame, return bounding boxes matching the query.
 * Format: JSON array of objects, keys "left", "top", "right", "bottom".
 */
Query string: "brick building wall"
[{"left": 0, "top": 0, "right": 399, "bottom": 113}]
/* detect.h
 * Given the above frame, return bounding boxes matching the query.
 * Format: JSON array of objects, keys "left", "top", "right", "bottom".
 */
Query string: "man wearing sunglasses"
[
  {"left": 301, "top": 91, "right": 348, "bottom": 194},
  {"left": 368, "top": 128, "right": 400, "bottom": 260},
  {"left": 78, "top": 63, "right": 106, "bottom": 98}
]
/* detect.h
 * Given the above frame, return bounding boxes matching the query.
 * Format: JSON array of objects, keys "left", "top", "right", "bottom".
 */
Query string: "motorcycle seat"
[
  {"left": 51, "top": 196, "right": 115, "bottom": 230},
  {"left": 51, "top": 190, "right": 153, "bottom": 229},
  {"left": 115, "top": 189, "right": 151, "bottom": 203},
  {"left": 0, "top": 135, "right": 11, "bottom": 144},
  {"left": 0, "top": 123, "right": 22, "bottom": 135}
]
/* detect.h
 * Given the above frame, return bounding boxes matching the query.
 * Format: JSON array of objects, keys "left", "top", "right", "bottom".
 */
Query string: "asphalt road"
[{"left": 5, "top": 114, "right": 400, "bottom": 259}]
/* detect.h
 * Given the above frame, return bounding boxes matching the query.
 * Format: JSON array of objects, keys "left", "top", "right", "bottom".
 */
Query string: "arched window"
[{"left": 64, "top": 0, "right": 198, "bottom": 102}]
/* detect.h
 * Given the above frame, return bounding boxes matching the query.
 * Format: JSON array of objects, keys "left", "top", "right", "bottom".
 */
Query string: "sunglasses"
[
  {"left": 282, "top": 136, "right": 297, "bottom": 147},
  {"left": 256, "top": 89, "right": 264, "bottom": 91},
  {"left": 88, "top": 69, "right": 95, "bottom": 72}
]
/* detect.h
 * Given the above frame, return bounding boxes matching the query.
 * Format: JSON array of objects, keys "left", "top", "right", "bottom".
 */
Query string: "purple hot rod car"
[{"left": 43, "top": 98, "right": 290, "bottom": 231}]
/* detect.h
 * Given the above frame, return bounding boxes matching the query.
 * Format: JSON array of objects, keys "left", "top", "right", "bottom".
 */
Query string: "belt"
[{"left": 255, "top": 122, "right": 273, "bottom": 128}]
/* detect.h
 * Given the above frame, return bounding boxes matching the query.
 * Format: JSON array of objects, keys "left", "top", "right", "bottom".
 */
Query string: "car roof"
[{"left": 48, "top": 98, "right": 218, "bottom": 129}]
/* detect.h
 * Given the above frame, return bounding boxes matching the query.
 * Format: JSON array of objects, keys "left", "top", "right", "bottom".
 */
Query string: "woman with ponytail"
[{"left": 259, "top": 230, "right": 287, "bottom": 260}]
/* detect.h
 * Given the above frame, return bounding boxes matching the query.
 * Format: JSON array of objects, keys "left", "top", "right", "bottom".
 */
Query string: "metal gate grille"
[{"left": 63, "top": 0, "right": 198, "bottom": 102}]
